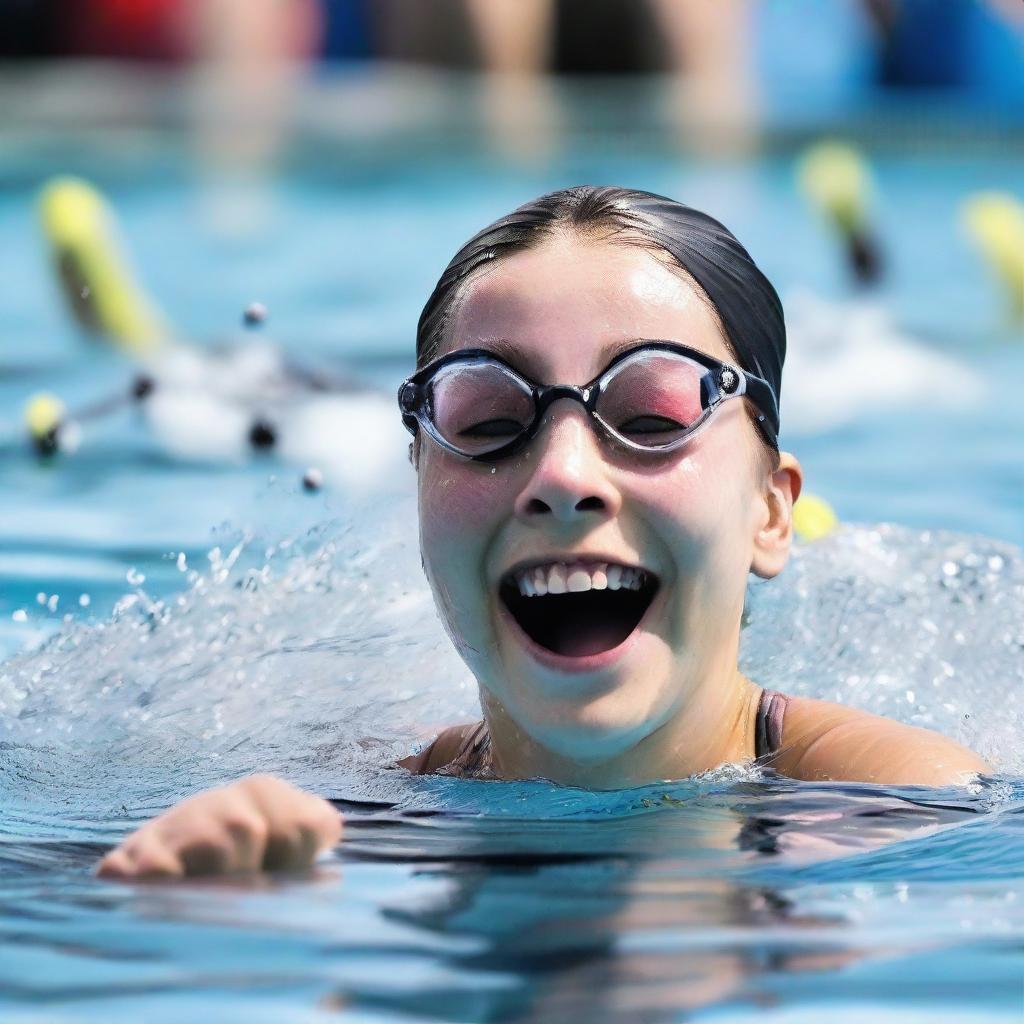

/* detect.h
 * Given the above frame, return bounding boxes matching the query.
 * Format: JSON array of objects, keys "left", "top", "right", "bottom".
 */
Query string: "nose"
[{"left": 513, "top": 404, "right": 622, "bottom": 524}]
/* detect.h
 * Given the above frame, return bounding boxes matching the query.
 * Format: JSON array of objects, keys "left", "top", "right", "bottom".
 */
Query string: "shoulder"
[
  {"left": 397, "top": 722, "right": 483, "bottom": 775},
  {"left": 773, "top": 695, "right": 991, "bottom": 786}
]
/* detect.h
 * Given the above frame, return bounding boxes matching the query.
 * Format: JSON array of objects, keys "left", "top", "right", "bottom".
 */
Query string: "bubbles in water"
[
  {"left": 742, "top": 524, "right": 1024, "bottom": 773},
  {"left": 0, "top": 498, "right": 474, "bottom": 814}
]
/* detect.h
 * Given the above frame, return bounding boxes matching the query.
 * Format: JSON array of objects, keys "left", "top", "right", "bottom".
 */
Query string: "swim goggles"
[{"left": 398, "top": 340, "right": 779, "bottom": 462}]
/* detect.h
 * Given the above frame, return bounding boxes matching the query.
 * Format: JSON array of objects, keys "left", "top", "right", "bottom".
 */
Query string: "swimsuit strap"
[
  {"left": 446, "top": 720, "right": 491, "bottom": 776},
  {"left": 754, "top": 688, "right": 789, "bottom": 761},
  {"left": 438, "top": 696, "right": 787, "bottom": 776}
]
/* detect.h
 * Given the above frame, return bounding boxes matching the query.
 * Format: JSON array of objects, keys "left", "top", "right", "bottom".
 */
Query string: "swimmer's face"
[{"left": 416, "top": 234, "right": 797, "bottom": 764}]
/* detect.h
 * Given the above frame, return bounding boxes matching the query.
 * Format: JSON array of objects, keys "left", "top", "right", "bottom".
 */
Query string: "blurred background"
[{"left": 2, "top": 0, "right": 1023, "bottom": 658}]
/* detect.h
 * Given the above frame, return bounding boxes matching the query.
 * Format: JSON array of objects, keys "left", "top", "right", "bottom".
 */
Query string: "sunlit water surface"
[{"left": 0, "top": 140, "right": 1022, "bottom": 1021}]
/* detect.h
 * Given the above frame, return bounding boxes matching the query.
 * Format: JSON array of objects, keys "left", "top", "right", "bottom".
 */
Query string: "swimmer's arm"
[
  {"left": 776, "top": 698, "right": 992, "bottom": 786},
  {"left": 96, "top": 775, "right": 342, "bottom": 879}
]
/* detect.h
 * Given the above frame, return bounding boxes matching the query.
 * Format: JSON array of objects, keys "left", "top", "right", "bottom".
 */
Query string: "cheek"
[
  {"left": 418, "top": 452, "right": 503, "bottom": 549},
  {"left": 635, "top": 432, "right": 755, "bottom": 574},
  {"left": 417, "top": 452, "right": 508, "bottom": 654}
]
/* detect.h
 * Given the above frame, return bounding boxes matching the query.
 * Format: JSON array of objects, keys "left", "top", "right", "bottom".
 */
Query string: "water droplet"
[
  {"left": 243, "top": 301, "right": 268, "bottom": 327},
  {"left": 78, "top": 594, "right": 91, "bottom": 608},
  {"left": 11, "top": 609, "right": 27, "bottom": 622},
  {"left": 126, "top": 567, "right": 146, "bottom": 586}
]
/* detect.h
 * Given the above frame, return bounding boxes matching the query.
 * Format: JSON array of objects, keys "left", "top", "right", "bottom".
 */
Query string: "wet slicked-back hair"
[{"left": 415, "top": 185, "right": 786, "bottom": 466}]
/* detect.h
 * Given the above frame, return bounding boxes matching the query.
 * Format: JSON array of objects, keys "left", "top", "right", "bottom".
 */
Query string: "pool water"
[{"left": 1, "top": 136, "right": 1023, "bottom": 1021}]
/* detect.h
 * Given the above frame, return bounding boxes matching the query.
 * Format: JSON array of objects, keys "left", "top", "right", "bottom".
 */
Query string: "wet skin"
[
  {"left": 415, "top": 233, "right": 802, "bottom": 788},
  {"left": 414, "top": 233, "right": 991, "bottom": 790}
]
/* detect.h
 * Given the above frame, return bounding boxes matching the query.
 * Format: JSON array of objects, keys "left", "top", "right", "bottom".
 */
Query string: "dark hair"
[{"left": 416, "top": 185, "right": 785, "bottom": 465}]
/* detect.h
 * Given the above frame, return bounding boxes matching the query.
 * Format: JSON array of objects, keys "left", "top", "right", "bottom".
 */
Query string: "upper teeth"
[{"left": 512, "top": 562, "right": 647, "bottom": 597}]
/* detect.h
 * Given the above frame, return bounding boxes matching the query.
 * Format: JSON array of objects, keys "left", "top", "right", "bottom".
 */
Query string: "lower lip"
[{"left": 496, "top": 585, "right": 662, "bottom": 675}]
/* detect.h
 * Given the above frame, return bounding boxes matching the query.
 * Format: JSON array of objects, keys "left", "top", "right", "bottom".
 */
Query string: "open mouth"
[{"left": 499, "top": 561, "right": 660, "bottom": 659}]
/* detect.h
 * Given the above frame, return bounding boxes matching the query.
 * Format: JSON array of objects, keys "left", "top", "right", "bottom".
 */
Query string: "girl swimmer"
[{"left": 97, "top": 186, "right": 991, "bottom": 879}]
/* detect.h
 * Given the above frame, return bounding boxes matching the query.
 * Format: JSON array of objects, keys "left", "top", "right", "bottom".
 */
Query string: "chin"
[{"left": 503, "top": 669, "right": 670, "bottom": 765}]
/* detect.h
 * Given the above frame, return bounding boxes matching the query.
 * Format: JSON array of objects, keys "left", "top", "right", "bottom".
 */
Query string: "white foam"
[
  {"left": 144, "top": 389, "right": 251, "bottom": 463},
  {"left": 782, "top": 291, "right": 984, "bottom": 434},
  {"left": 0, "top": 513, "right": 1020, "bottom": 818},
  {"left": 278, "top": 393, "right": 410, "bottom": 493}
]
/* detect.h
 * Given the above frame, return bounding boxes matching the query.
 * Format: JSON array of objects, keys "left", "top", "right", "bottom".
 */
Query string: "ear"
[
  {"left": 750, "top": 451, "right": 803, "bottom": 580},
  {"left": 409, "top": 436, "right": 420, "bottom": 470}
]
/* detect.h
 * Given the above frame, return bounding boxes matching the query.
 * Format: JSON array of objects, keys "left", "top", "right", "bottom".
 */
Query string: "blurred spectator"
[
  {"left": 863, "top": 0, "right": 1024, "bottom": 102},
  {"left": 0, "top": 0, "right": 322, "bottom": 62},
  {"left": 2, "top": 0, "right": 1022, "bottom": 155},
  {"left": 183, "top": 0, "right": 322, "bottom": 170},
  {"left": 460, "top": 0, "right": 756, "bottom": 156}
]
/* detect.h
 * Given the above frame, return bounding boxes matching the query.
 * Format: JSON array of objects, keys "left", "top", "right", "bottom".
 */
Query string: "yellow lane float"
[
  {"left": 24, "top": 392, "right": 68, "bottom": 456},
  {"left": 797, "top": 140, "right": 881, "bottom": 285},
  {"left": 38, "top": 177, "right": 168, "bottom": 356},
  {"left": 962, "top": 192, "right": 1024, "bottom": 325},
  {"left": 792, "top": 493, "right": 839, "bottom": 542}
]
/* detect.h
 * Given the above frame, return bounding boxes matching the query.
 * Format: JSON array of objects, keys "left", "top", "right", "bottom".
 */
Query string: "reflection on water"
[{"left": 3, "top": 781, "right": 1020, "bottom": 1021}]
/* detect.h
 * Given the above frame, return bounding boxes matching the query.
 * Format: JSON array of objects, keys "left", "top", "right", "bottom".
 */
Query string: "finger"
[
  {"left": 260, "top": 805, "right": 321, "bottom": 870},
  {"left": 289, "top": 800, "right": 343, "bottom": 867},
  {"left": 111, "top": 832, "right": 185, "bottom": 880},
  {"left": 95, "top": 847, "right": 135, "bottom": 878},
  {"left": 262, "top": 827, "right": 304, "bottom": 870},
  {"left": 308, "top": 801, "right": 343, "bottom": 852},
  {"left": 239, "top": 777, "right": 309, "bottom": 869},
  {"left": 176, "top": 837, "right": 233, "bottom": 875},
  {"left": 218, "top": 807, "right": 270, "bottom": 873},
  {"left": 155, "top": 788, "right": 267, "bottom": 876},
  {"left": 241, "top": 778, "right": 341, "bottom": 869}
]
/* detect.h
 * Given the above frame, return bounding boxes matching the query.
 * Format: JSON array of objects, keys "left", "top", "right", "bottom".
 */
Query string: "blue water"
[{"left": 1, "top": 129, "right": 1023, "bottom": 1020}]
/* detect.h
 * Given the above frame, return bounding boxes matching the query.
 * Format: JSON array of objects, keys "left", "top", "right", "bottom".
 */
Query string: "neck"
[{"left": 480, "top": 668, "right": 762, "bottom": 789}]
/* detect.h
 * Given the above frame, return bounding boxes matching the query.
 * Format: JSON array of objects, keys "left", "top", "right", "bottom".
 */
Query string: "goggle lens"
[
  {"left": 429, "top": 360, "right": 534, "bottom": 457},
  {"left": 594, "top": 351, "right": 709, "bottom": 448}
]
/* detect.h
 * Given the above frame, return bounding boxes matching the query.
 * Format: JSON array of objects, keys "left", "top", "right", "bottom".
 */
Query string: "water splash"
[
  {"left": 1, "top": 510, "right": 1021, "bottom": 825},
  {"left": 743, "top": 524, "right": 1024, "bottom": 773},
  {"left": 0, "top": 499, "right": 476, "bottom": 817}
]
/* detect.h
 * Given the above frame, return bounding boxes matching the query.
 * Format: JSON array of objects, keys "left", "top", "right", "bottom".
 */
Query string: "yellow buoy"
[
  {"left": 797, "top": 141, "right": 881, "bottom": 284},
  {"left": 797, "top": 140, "right": 872, "bottom": 237},
  {"left": 38, "top": 177, "right": 168, "bottom": 356},
  {"left": 793, "top": 493, "right": 838, "bottom": 542},
  {"left": 962, "top": 192, "right": 1024, "bottom": 323},
  {"left": 24, "top": 392, "right": 65, "bottom": 440}
]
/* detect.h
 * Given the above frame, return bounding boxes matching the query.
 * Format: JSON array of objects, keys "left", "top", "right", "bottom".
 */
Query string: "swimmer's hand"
[{"left": 95, "top": 775, "right": 342, "bottom": 880}]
